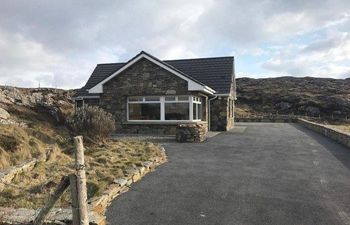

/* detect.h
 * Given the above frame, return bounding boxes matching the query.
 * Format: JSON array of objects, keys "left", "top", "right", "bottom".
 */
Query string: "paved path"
[{"left": 107, "top": 123, "right": 350, "bottom": 225}]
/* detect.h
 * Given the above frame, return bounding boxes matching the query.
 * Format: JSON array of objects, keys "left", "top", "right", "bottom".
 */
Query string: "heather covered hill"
[{"left": 235, "top": 77, "right": 350, "bottom": 118}]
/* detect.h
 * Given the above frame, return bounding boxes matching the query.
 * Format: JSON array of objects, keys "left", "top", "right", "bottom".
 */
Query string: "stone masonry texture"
[
  {"left": 99, "top": 58, "right": 203, "bottom": 134},
  {"left": 93, "top": 57, "right": 235, "bottom": 134},
  {"left": 176, "top": 122, "right": 208, "bottom": 142},
  {"left": 210, "top": 96, "right": 234, "bottom": 131}
]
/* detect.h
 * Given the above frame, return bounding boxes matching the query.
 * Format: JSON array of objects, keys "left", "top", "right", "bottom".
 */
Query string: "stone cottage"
[{"left": 74, "top": 51, "right": 235, "bottom": 134}]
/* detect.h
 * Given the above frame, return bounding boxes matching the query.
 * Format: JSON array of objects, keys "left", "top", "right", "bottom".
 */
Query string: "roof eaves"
[{"left": 89, "top": 51, "right": 217, "bottom": 94}]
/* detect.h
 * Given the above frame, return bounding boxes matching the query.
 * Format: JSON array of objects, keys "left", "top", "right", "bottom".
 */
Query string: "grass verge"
[
  {"left": 0, "top": 139, "right": 164, "bottom": 209},
  {"left": 0, "top": 103, "right": 165, "bottom": 209}
]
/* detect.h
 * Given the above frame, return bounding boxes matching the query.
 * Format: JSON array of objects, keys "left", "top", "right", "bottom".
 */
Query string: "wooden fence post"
[
  {"left": 33, "top": 176, "right": 70, "bottom": 225},
  {"left": 73, "top": 136, "right": 89, "bottom": 225},
  {"left": 69, "top": 174, "right": 80, "bottom": 225}
]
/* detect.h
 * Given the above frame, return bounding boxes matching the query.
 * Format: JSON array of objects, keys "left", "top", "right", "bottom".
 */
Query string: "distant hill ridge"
[{"left": 235, "top": 76, "right": 350, "bottom": 118}]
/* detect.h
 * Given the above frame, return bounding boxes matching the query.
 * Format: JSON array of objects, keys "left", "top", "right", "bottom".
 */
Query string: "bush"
[{"left": 66, "top": 106, "right": 115, "bottom": 141}]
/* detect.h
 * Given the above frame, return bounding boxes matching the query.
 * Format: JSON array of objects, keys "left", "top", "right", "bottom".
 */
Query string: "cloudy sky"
[{"left": 0, "top": 0, "right": 349, "bottom": 89}]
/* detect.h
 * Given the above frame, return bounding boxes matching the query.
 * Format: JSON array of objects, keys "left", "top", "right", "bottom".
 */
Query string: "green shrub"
[{"left": 66, "top": 106, "right": 115, "bottom": 141}]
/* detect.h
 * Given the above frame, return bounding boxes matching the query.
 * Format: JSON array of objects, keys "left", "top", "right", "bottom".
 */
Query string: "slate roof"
[
  {"left": 75, "top": 54, "right": 234, "bottom": 97},
  {"left": 165, "top": 57, "right": 234, "bottom": 94}
]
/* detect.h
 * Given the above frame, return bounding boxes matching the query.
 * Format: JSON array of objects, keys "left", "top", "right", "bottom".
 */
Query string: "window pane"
[
  {"left": 165, "top": 103, "right": 189, "bottom": 120},
  {"left": 178, "top": 96, "right": 189, "bottom": 101},
  {"left": 76, "top": 100, "right": 83, "bottom": 108},
  {"left": 165, "top": 96, "right": 176, "bottom": 101},
  {"left": 144, "top": 96, "right": 160, "bottom": 101},
  {"left": 192, "top": 103, "right": 202, "bottom": 120},
  {"left": 198, "top": 104, "right": 202, "bottom": 120},
  {"left": 193, "top": 96, "right": 201, "bottom": 102},
  {"left": 193, "top": 103, "right": 197, "bottom": 120},
  {"left": 129, "top": 103, "right": 160, "bottom": 120},
  {"left": 129, "top": 96, "right": 143, "bottom": 102}
]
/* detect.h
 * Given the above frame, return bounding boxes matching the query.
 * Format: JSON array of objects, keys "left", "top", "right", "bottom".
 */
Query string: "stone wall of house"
[
  {"left": 75, "top": 98, "right": 100, "bottom": 109},
  {"left": 176, "top": 122, "right": 207, "bottom": 142},
  {"left": 210, "top": 96, "right": 235, "bottom": 131},
  {"left": 202, "top": 95, "right": 208, "bottom": 124},
  {"left": 84, "top": 98, "right": 100, "bottom": 107},
  {"left": 227, "top": 97, "right": 235, "bottom": 129},
  {"left": 120, "top": 123, "right": 178, "bottom": 135},
  {"left": 99, "top": 58, "right": 202, "bottom": 133}
]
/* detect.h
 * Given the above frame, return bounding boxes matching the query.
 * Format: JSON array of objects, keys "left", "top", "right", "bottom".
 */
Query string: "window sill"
[{"left": 123, "top": 121, "right": 207, "bottom": 125}]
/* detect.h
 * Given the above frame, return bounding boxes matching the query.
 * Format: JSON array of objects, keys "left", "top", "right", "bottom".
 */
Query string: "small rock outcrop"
[
  {"left": 0, "top": 86, "right": 74, "bottom": 107},
  {"left": 0, "top": 86, "right": 75, "bottom": 124},
  {"left": 0, "top": 107, "right": 10, "bottom": 120}
]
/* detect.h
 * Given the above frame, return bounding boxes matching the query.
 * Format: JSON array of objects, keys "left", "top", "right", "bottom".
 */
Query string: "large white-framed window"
[{"left": 127, "top": 96, "right": 202, "bottom": 122}]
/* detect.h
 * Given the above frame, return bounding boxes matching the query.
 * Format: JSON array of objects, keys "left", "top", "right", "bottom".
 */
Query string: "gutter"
[
  {"left": 208, "top": 95, "right": 218, "bottom": 131},
  {"left": 72, "top": 95, "right": 100, "bottom": 101}
]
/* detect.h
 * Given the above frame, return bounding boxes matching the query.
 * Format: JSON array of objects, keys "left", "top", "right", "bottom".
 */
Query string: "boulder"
[
  {"left": 305, "top": 106, "right": 320, "bottom": 116},
  {"left": 275, "top": 102, "right": 292, "bottom": 111},
  {"left": 0, "top": 108, "right": 10, "bottom": 119}
]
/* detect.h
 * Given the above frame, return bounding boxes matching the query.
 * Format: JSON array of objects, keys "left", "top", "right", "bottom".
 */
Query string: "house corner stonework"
[{"left": 210, "top": 95, "right": 235, "bottom": 131}]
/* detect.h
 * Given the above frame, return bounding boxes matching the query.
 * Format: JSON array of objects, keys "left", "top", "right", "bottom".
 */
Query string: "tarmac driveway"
[{"left": 107, "top": 123, "right": 350, "bottom": 225}]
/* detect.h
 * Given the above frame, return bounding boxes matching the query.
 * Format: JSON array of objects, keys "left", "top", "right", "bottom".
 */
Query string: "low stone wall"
[
  {"left": 89, "top": 149, "right": 167, "bottom": 214},
  {"left": 298, "top": 119, "right": 350, "bottom": 148},
  {"left": 0, "top": 208, "right": 105, "bottom": 225},
  {"left": 176, "top": 122, "right": 207, "bottom": 143},
  {"left": 0, "top": 159, "right": 38, "bottom": 192},
  {"left": 0, "top": 146, "right": 54, "bottom": 192},
  {"left": 236, "top": 115, "right": 299, "bottom": 123},
  {"left": 120, "top": 123, "right": 177, "bottom": 135},
  {"left": 0, "top": 147, "right": 167, "bottom": 225}
]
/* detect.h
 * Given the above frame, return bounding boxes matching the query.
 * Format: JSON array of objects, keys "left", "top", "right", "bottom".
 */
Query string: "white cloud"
[
  {"left": 0, "top": 29, "right": 105, "bottom": 89},
  {"left": 0, "top": 0, "right": 349, "bottom": 89},
  {"left": 262, "top": 31, "right": 350, "bottom": 78}
]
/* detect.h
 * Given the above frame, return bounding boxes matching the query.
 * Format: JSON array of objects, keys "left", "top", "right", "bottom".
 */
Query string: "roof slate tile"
[{"left": 75, "top": 55, "right": 234, "bottom": 97}]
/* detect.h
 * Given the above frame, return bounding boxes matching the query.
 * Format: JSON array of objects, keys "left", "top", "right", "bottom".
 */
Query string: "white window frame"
[
  {"left": 192, "top": 97, "right": 202, "bottom": 121},
  {"left": 127, "top": 95, "right": 202, "bottom": 122}
]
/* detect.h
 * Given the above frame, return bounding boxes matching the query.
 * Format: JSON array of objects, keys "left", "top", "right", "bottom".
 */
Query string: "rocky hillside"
[
  {"left": 0, "top": 86, "right": 75, "bottom": 168},
  {"left": 236, "top": 77, "right": 350, "bottom": 118},
  {"left": 0, "top": 86, "right": 166, "bottom": 210},
  {"left": 0, "top": 86, "right": 74, "bottom": 124}
]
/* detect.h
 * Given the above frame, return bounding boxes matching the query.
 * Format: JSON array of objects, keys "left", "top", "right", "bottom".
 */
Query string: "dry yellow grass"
[
  {"left": 0, "top": 125, "right": 46, "bottom": 169},
  {"left": 0, "top": 122, "right": 70, "bottom": 169},
  {"left": 328, "top": 125, "right": 350, "bottom": 133},
  {"left": 0, "top": 103, "right": 164, "bottom": 209},
  {"left": 0, "top": 139, "right": 163, "bottom": 209}
]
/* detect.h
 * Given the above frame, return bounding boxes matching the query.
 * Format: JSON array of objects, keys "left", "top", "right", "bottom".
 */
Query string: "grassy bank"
[
  {"left": 0, "top": 139, "right": 163, "bottom": 209},
  {"left": 0, "top": 101, "right": 165, "bottom": 209}
]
